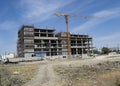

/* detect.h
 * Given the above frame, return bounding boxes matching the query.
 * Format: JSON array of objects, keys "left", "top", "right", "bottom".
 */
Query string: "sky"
[{"left": 0, "top": 0, "right": 120, "bottom": 54}]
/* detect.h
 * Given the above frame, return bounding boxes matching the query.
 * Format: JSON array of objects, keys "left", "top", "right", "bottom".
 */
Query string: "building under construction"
[{"left": 17, "top": 25, "right": 93, "bottom": 58}]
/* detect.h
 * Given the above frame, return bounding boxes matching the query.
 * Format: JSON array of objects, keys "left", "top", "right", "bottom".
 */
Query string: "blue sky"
[{"left": 0, "top": 0, "right": 120, "bottom": 54}]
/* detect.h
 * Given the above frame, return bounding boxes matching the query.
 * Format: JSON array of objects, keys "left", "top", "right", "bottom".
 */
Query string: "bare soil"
[{"left": 23, "top": 55, "right": 120, "bottom": 86}]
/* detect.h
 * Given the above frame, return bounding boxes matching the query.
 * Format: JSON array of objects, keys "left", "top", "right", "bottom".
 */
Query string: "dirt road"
[
  {"left": 23, "top": 55, "right": 120, "bottom": 86},
  {"left": 23, "top": 63, "right": 59, "bottom": 86}
]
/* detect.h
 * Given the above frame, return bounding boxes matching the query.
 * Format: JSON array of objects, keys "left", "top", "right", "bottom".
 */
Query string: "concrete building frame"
[{"left": 17, "top": 25, "right": 93, "bottom": 58}]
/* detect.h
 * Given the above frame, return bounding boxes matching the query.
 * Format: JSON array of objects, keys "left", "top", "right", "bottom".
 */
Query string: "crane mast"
[
  {"left": 65, "top": 15, "right": 71, "bottom": 55},
  {"left": 55, "top": 13, "right": 97, "bottom": 57},
  {"left": 55, "top": 13, "right": 71, "bottom": 56}
]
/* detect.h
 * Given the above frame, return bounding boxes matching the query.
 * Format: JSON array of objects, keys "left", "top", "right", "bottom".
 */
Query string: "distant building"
[
  {"left": 0, "top": 55, "right": 2, "bottom": 59},
  {"left": 2, "top": 53, "right": 15, "bottom": 59},
  {"left": 17, "top": 25, "right": 93, "bottom": 58}
]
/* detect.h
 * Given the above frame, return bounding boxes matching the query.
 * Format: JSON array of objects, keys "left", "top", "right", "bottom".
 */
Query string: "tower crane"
[{"left": 55, "top": 13, "right": 98, "bottom": 56}]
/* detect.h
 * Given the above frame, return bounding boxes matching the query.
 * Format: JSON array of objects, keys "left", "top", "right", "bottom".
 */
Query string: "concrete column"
[
  {"left": 87, "top": 39, "right": 90, "bottom": 55},
  {"left": 47, "top": 31, "right": 48, "bottom": 37},
  {"left": 81, "top": 39, "right": 83, "bottom": 56},
  {"left": 49, "top": 40, "right": 51, "bottom": 56},
  {"left": 76, "top": 38, "right": 78, "bottom": 54},
  {"left": 91, "top": 39, "right": 93, "bottom": 55},
  {"left": 56, "top": 40, "right": 58, "bottom": 55}
]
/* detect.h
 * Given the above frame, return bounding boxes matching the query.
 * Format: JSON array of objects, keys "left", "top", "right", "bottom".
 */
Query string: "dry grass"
[
  {"left": 73, "top": 70, "right": 120, "bottom": 86},
  {"left": 96, "top": 70, "right": 120, "bottom": 86},
  {"left": 54, "top": 61, "right": 120, "bottom": 86},
  {"left": 0, "top": 62, "right": 40, "bottom": 84},
  {"left": 6, "top": 63, "right": 40, "bottom": 80}
]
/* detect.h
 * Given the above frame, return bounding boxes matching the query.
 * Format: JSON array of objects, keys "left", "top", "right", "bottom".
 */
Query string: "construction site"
[
  {"left": 17, "top": 13, "right": 94, "bottom": 58},
  {"left": 17, "top": 25, "right": 92, "bottom": 58},
  {"left": 1, "top": 1, "right": 120, "bottom": 86}
]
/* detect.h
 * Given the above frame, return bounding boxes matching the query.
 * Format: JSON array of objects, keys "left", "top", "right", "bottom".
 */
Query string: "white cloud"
[
  {"left": 0, "top": 21, "right": 18, "bottom": 30},
  {"left": 68, "top": 0, "right": 98, "bottom": 13},
  {"left": 94, "top": 33, "right": 120, "bottom": 48},
  {"left": 95, "top": 33, "right": 120, "bottom": 42},
  {"left": 20, "top": 0, "right": 74, "bottom": 23},
  {"left": 71, "top": 7, "right": 120, "bottom": 33}
]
